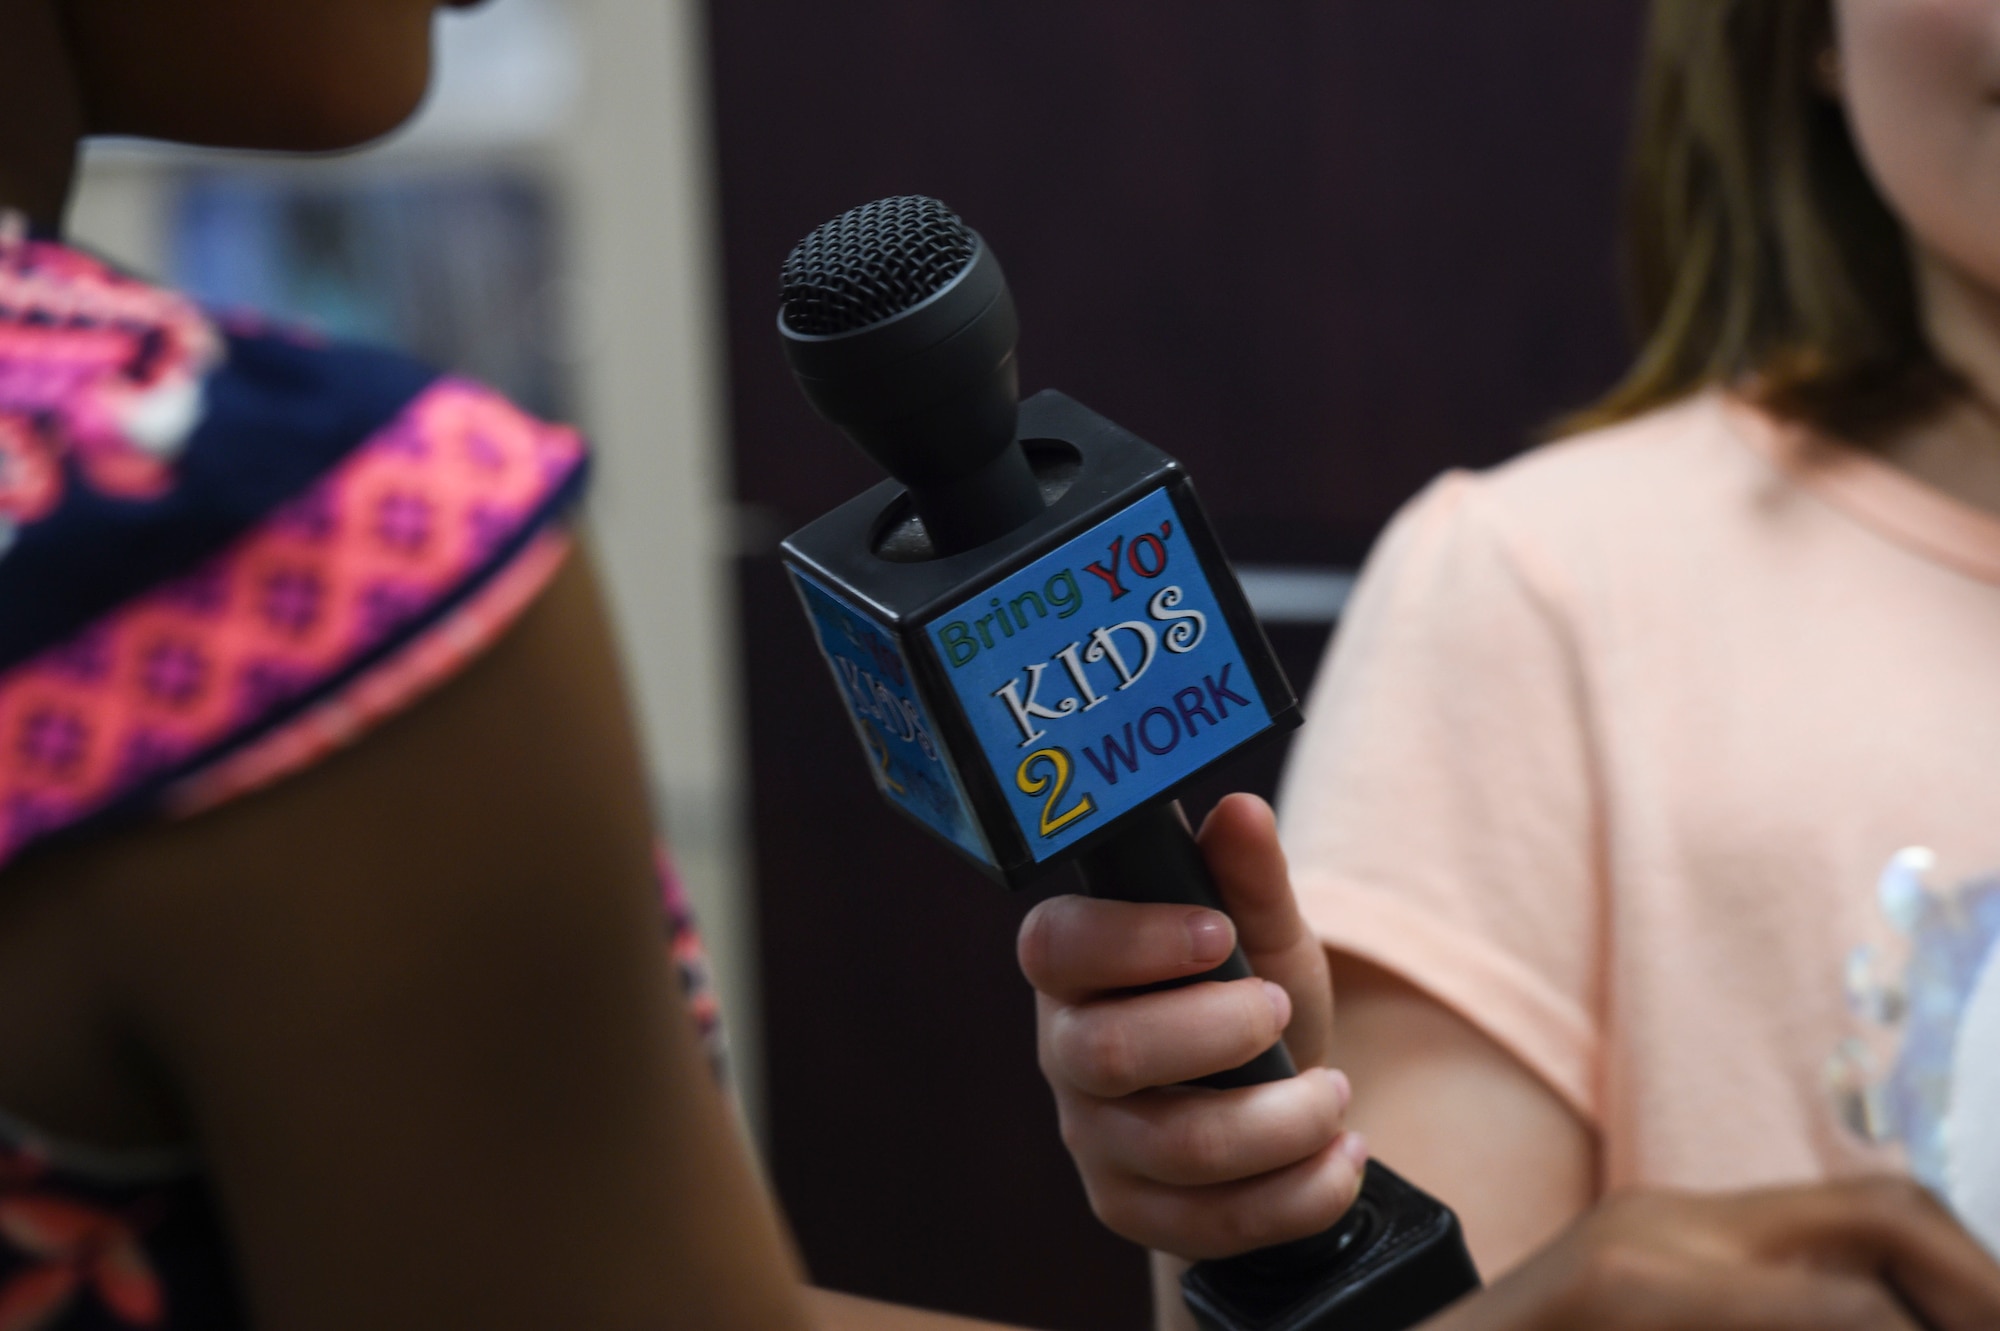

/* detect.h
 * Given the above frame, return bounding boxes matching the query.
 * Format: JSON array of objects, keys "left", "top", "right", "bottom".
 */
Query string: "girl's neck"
[
  {"left": 1918, "top": 248, "right": 2000, "bottom": 412},
  {"left": 1879, "top": 248, "right": 2000, "bottom": 519},
  {"left": 0, "top": 0, "right": 84, "bottom": 230}
]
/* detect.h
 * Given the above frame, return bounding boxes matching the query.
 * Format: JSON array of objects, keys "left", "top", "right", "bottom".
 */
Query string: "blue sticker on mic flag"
[
  {"left": 790, "top": 568, "right": 991, "bottom": 865},
  {"left": 928, "top": 487, "right": 1271, "bottom": 861}
]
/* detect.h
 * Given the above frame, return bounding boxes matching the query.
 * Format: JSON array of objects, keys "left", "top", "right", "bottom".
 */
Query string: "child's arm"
[
  {"left": 53, "top": 555, "right": 1039, "bottom": 1331},
  {"left": 1147, "top": 956, "right": 1595, "bottom": 1330},
  {"left": 1021, "top": 805, "right": 2000, "bottom": 1331},
  {"left": 1326, "top": 952, "right": 1594, "bottom": 1275},
  {"left": 1020, "top": 793, "right": 1585, "bottom": 1272},
  {"left": 69, "top": 556, "right": 811, "bottom": 1329}
]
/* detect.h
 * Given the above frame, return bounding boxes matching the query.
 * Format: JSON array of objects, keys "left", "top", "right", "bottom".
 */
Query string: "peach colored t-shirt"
[{"left": 1278, "top": 391, "right": 2000, "bottom": 1251}]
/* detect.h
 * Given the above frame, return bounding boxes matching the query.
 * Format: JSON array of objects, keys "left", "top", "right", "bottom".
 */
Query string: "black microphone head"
[
  {"left": 780, "top": 196, "right": 976, "bottom": 337},
  {"left": 778, "top": 196, "right": 1031, "bottom": 551}
]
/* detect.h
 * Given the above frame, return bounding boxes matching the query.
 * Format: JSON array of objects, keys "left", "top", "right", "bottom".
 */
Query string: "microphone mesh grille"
[{"left": 780, "top": 196, "right": 976, "bottom": 336}]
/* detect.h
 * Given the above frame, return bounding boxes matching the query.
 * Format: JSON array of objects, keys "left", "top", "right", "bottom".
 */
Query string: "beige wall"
[
  {"left": 554, "top": 0, "right": 761, "bottom": 1135},
  {"left": 63, "top": 0, "right": 761, "bottom": 1137}
]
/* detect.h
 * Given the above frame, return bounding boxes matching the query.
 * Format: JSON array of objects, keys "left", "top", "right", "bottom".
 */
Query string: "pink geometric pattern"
[
  {"left": 0, "top": 376, "right": 585, "bottom": 870},
  {"left": 164, "top": 529, "right": 572, "bottom": 817}
]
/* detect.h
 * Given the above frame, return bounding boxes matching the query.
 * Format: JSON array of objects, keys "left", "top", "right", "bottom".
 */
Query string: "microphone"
[
  {"left": 777, "top": 196, "right": 1479, "bottom": 1331},
  {"left": 779, "top": 195, "right": 1040, "bottom": 556}
]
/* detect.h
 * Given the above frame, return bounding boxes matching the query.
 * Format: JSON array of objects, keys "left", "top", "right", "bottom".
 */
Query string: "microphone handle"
[
  {"left": 1072, "top": 802, "right": 1296, "bottom": 1089},
  {"left": 1074, "top": 802, "right": 1481, "bottom": 1331}
]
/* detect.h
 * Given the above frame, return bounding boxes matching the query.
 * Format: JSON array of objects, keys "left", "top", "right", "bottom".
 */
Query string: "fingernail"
[
  {"left": 1263, "top": 980, "right": 1292, "bottom": 1027},
  {"left": 1320, "top": 1067, "right": 1352, "bottom": 1110},
  {"left": 1186, "top": 910, "right": 1234, "bottom": 964},
  {"left": 1337, "top": 1130, "right": 1370, "bottom": 1168}
]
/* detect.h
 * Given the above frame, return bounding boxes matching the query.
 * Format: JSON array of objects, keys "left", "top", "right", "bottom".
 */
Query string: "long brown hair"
[{"left": 1563, "top": 0, "right": 1961, "bottom": 441}]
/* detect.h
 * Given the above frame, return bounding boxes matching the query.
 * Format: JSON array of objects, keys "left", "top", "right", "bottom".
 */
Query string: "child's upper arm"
[
  {"left": 1330, "top": 949, "right": 1595, "bottom": 1277},
  {"left": 1279, "top": 472, "right": 1607, "bottom": 1272},
  {"left": 73, "top": 557, "right": 813, "bottom": 1331}
]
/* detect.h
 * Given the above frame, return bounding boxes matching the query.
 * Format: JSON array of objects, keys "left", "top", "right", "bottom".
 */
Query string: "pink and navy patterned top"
[{"left": 0, "top": 216, "right": 712, "bottom": 1329}]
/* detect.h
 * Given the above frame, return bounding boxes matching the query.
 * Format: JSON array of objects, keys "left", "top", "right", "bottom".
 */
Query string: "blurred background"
[{"left": 64, "top": 3, "right": 1645, "bottom": 1327}]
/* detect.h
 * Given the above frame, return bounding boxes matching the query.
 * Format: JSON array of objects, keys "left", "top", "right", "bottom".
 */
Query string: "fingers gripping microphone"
[{"left": 778, "top": 198, "right": 1479, "bottom": 1331}]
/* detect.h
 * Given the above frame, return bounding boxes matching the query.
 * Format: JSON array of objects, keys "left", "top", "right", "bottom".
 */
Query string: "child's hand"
[
  {"left": 1432, "top": 1178, "right": 2000, "bottom": 1331},
  {"left": 1016, "top": 793, "right": 1362, "bottom": 1260}
]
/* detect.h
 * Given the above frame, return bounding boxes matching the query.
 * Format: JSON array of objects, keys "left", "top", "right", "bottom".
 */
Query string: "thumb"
[{"left": 1197, "top": 793, "right": 1333, "bottom": 1068}]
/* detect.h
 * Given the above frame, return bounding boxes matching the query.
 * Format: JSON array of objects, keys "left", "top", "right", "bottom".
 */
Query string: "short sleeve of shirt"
[
  {"left": 1278, "top": 471, "right": 1605, "bottom": 1122},
  {"left": 0, "top": 229, "right": 590, "bottom": 868}
]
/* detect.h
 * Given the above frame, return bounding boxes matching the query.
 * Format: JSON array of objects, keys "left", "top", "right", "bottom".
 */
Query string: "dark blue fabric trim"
[{"left": 0, "top": 333, "right": 437, "bottom": 676}]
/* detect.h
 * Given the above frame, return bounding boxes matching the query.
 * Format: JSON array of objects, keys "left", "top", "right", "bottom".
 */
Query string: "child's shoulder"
[
  {"left": 0, "top": 225, "right": 588, "bottom": 872},
  {"left": 1370, "top": 390, "right": 1799, "bottom": 624},
  {"left": 1480, "top": 389, "right": 1773, "bottom": 522},
  {"left": 1425, "top": 389, "right": 1787, "bottom": 574}
]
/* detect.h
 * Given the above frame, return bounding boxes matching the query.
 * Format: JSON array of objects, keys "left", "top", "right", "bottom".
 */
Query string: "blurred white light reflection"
[{"left": 404, "top": 0, "right": 583, "bottom": 150}]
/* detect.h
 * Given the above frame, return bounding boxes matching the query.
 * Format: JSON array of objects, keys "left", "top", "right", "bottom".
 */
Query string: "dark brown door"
[{"left": 709, "top": 5, "right": 1645, "bottom": 1326}]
